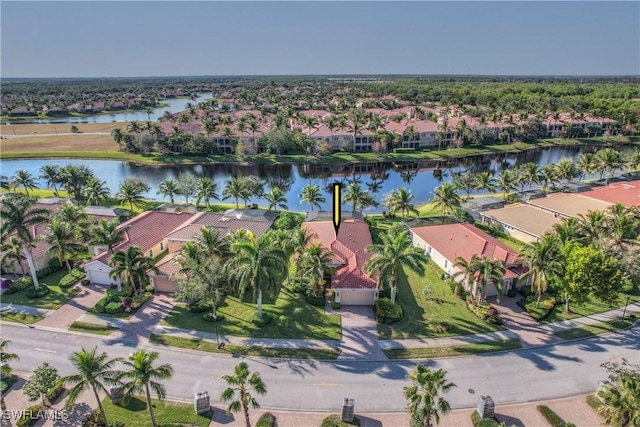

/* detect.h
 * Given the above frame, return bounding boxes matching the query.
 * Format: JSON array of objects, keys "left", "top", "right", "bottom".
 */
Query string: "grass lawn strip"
[
  {"left": 100, "top": 396, "right": 211, "bottom": 427},
  {"left": 542, "top": 291, "right": 640, "bottom": 324},
  {"left": 0, "top": 311, "right": 43, "bottom": 324},
  {"left": 68, "top": 321, "right": 118, "bottom": 335},
  {"left": 553, "top": 318, "right": 637, "bottom": 341},
  {"left": 161, "top": 288, "right": 341, "bottom": 340},
  {"left": 149, "top": 333, "right": 340, "bottom": 360},
  {"left": 383, "top": 339, "right": 521, "bottom": 359},
  {"left": 0, "top": 269, "right": 79, "bottom": 310}
]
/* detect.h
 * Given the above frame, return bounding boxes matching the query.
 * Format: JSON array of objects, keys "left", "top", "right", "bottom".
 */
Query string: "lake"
[{"left": 0, "top": 145, "right": 612, "bottom": 213}]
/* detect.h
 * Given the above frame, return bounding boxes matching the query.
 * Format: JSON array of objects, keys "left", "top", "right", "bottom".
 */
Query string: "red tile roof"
[
  {"left": 301, "top": 220, "right": 377, "bottom": 290},
  {"left": 581, "top": 180, "right": 640, "bottom": 207}
]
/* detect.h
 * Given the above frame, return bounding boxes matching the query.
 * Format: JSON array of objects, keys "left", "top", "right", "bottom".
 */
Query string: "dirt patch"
[
  {"left": 1, "top": 122, "right": 125, "bottom": 135},
  {"left": 1, "top": 134, "right": 119, "bottom": 152}
]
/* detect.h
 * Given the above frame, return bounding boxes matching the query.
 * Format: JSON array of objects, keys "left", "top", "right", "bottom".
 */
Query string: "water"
[
  {"left": 3, "top": 93, "right": 213, "bottom": 124},
  {"left": 1, "top": 145, "right": 617, "bottom": 213}
]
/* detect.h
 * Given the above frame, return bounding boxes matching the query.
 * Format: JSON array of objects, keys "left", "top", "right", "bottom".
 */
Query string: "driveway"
[
  {"left": 337, "top": 306, "right": 387, "bottom": 361},
  {"left": 35, "top": 283, "right": 105, "bottom": 329}
]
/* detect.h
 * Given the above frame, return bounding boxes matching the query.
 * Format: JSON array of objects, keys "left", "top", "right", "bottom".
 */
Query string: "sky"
[{"left": 1, "top": 1, "right": 639, "bottom": 78}]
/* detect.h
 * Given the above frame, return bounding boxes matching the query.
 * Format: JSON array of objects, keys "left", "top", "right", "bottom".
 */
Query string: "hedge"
[
  {"left": 94, "top": 297, "right": 110, "bottom": 313},
  {"left": 320, "top": 414, "right": 361, "bottom": 426},
  {"left": 537, "top": 405, "right": 576, "bottom": 427},
  {"left": 471, "top": 412, "right": 501, "bottom": 427},
  {"left": 58, "top": 269, "right": 86, "bottom": 288},
  {"left": 517, "top": 295, "right": 557, "bottom": 321},
  {"left": 4, "top": 276, "right": 33, "bottom": 294},
  {"left": 256, "top": 412, "right": 276, "bottom": 427},
  {"left": 105, "top": 301, "right": 124, "bottom": 314},
  {"left": 306, "top": 293, "right": 325, "bottom": 306}
]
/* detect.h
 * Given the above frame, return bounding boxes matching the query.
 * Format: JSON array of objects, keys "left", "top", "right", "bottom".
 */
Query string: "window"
[
  {"left": 160, "top": 242, "right": 164, "bottom": 251},
  {"left": 444, "top": 260, "right": 448, "bottom": 269},
  {"left": 149, "top": 249, "right": 153, "bottom": 257}
]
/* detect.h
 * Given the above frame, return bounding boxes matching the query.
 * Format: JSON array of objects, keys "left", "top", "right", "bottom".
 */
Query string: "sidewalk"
[{"left": 380, "top": 330, "right": 518, "bottom": 350}]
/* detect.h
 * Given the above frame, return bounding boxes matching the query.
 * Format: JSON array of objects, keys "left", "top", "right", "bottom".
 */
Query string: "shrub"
[
  {"left": 256, "top": 412, "right": 276, "bottom": 427},
  {"left": 331, "top": 291, "right": 341, "bottom": 309},
  {"left": 306, "top": 293, "right": 325, "bottom": 306},
  {"left": 320, "top": 414, "right": 361, "bottom": 426},
  {"left": 374, "top": 298, "right": 403, "bottom": 324},
  {"left": 48, "top": 257, "right": 62, "bottom": 270},
  {"left": 58, "top": 269, "right": 86, "bottom": 288},
  {"left": 507, "top": 288, "right": 517, "bottom": 298},
  {"left": 517, "top": 294, "right": 556, "bottom": 321},
  {"left": 202, "top": 313, "right": 225, "bottom": 322},
  {"left": 94, "top": 297, "right": 110, "bottom": 313},
  {"left": 36, "top": 267, "right": 54, "bottom": 279},
  {"left": 26, "top": 284, "right": 50, "bottom": 299},
  {"left": 518, "top": 285, "right": 532, "bottom": 297},
  {"left": 105, "top": 302, "right": 124, "bottom": 314},
  {"left": 471, "top": 412, "right": 501, "bottom": 427},
  {"left": 106, "top": 285, "right": 133, "bottom": 297},
  {"left": 81, "top": 279, "right": 90, "bottom": 286},
  {"left": 5, "top": 276, "right": 34, "bottom": 294},
  {"left": 47, "top": 382, "right": 65, "bottom": 403},
  {"left": 144, "top": 284, "right": 156, "bottom": 294},
  {"left": 537, "top": 405, "right": 573, "bottom": 427},
  {"left": 272, "top": 212, "right": 305, "bottom": 230},
  {"left": 394, "top": 147, "right": 416, "bottom": 153},
  {"left": 16, "top": 404, "right": 42, "bottom": 427},
  {"left": 187, "top": 301, "right": 211, "bottom": 313},
  {"left": 251, "top": 313, "right": 272, "bottom": 327}
]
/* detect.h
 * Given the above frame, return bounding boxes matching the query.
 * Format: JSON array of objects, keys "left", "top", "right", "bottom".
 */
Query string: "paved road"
[{"left": 3, "top": 322, "right": 638, "bottom": 413}]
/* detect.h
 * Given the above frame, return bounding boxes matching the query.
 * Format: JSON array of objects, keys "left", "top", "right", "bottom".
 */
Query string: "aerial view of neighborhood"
[{"left": 1, "top": 1, "right": 639, "bottom": 427}]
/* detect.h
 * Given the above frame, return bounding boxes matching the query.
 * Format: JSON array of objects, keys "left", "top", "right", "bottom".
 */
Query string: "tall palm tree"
[
  {"left": 344, "top": 182, "right": 377, "bottom": 213},
  {"left": 518, "top": 235, "right": 563, "bottom": 308},
  {"left": 554, "top": 158, "right": 577, "bottom": 183},
  {"left": 1, "top": 236, "right": 25, "bottom": 275},
  {"left": 44, "top": 218, "right": 85, "bottom": 271},
  {"left": 287, "top": 228, "right": 315, "bottom": 289},
  {"left": 84, "top": 177, "right": 111, "bottom": 206},
  {"left": 264, "top": 187, "right": 288, "bottom": 211},
  {"left": 0, "top": 338, "right": 19, "bottom": 378},
  {"left": 226, "top": 232, "right": 288, "bottom": 318},
  {"left": 157, "top": 179, "right": 179, "bottom": 204},
  {"left": 403, "top": 365, "right": 456, "bottom": 427},
  {"left": 300, "top": 243, "right": 335, "bottom": 297},
  {"left": 430, "top": 182, "right": 461, "bottom": 216},
  {"left": 496, "top": 170, "right": 517, "bottom": 199},
  {"left": 111, "top": 128, "right": 125, "bottom": 151},
  {"left": 198, "top": 226, "right": 231, "bottom": 260},
  {"left": 552, "top": 217, "right": 585, "bottom": 245},
  {"left": 578, "top": 210, "right": 608, "bottom": 241},
  {"left": 89, "top": 219, "right": 128, "bottom": 255},
  {"left": 39, "top": 165, "right": 61, "bottom": 196},
  {"left": 0, "top": 195, "right": 49, "bottom": 289},
  {"left": 223, "top": 178, "right": 250, "bottom": 209},
  {"left": 220, "top": 362, "right": 267, "bottom": 427},
  {"left": 473, "top": 172, "right": 496, "bottom": 196},
  {"left": 117, "top": 181, "right": 145, "bottom": 211},
  {"left": 577, "top": 152, "right": 596, "bottom": 181},
  {"left": 364, "top": 224, "right": 427, "bottom": 303},
  {"left": 195, "top": 178, "right": 219, "bottom": 208},
  {"left": 521, "top": 162, "right": 541, "bottom": 191},
  {"left": 126, "top": 120, "right": 142, "bottom": 135},
  {"left": 58, "top": 165, "right": 93, "bottom": 200},
  {"left": 384, "top": 187, "right": 419, "bottom": 219},
  {"left": 299, "top": 184, "right": 326, "bottom": 212},
  {"left": 62, "top": 347, "right": 119, "bottom": 426},
  {"left": 10, "top": 170, "right": 38, "bottom": 196},
  {"left": 597, "top": 374, "right": 640, "bottom": 427},
  {"left": 115, "top": 350, "right": 173, "bottom": 427},
  {"left": 538, "top": 164, "right": 557, "bottom": 192},
  {"left": 109, "top": 246, "right": 158, "bottom": 294},
  {"left": 595, "top": 148, "right": 624, "bottom": 179}
]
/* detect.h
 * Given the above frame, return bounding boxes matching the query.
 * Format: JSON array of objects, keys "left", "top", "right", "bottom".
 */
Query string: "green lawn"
[
  {"left": 0, "top": 311, "right": 43, "bottom": 324},
  {"left": 383, "top": 339, "right": 522, "bottom": 359},
  {"left": 553, "top": 318, "right": 636, "bottom": 341},
  {"left": 377, "top": 263, "right": 504, "bottom": 340},
  {"left": 161, "top": 287, "right": 341, "bottom": 340},
  {"left": 541, "top": 290, "right": 640, "bottom": 324},
  {"left": 0, "top": 269, "right": 79, "bottom": 309},
  {"left": 496, "top": 236, "right": 527, "bottom": 252},
  {"left": 69, "top": 321, "right": 118, "bottom": 335},
  {"left": 149, "top": 333, "right": 341, "bottom": 360},
  {"left": 101, "top": 396, "right": 211, "bottom": 427}
]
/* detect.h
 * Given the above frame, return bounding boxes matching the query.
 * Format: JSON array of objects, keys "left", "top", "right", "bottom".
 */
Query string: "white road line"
[{"left": 35, "top": 348, "right": 56, "bottom": 353}]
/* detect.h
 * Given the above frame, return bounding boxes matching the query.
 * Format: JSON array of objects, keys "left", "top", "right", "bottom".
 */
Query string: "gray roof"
[
  {"left": 166, "top": 211, "right": 274, "bottom": 241},
  {"left": 222, "top": 208, "right": 278, "bottom": 222},
  {"left": 305, "top": 211, "right": 364, "bottom": 222}
]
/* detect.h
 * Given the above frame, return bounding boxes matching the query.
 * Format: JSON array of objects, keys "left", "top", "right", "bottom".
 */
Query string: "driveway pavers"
[
  {"left": 336, "top": 306, "right": 387, "bottom": 361},
  {"left": 35, "top": 284, "right": 105, "bottom": 329}
]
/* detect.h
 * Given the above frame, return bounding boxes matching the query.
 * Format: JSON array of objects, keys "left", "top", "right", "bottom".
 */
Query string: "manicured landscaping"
[
  {"left": 0, "top": 270, "right": 79, "bottom": 309},
  {"left": 162, "top": 287, "right": 341, "bottom": 340},
  {"left": 321, "top": 414, "right": 361, "bottom": 426},
  {"left": 537, "top": 405, "right": 576, "bottom": 427},
  {"left": 383, "top": 339, "right": 521, "bottom": 359},
  {"left": 541, "top": 290, "right": 640, "bottom": 324},
  {"left": 1, "top": 375, "right": 18, "bottom": 394},
  {"left": 149, "top": 333, "right": 341, "bottom": 360},
  {"left": 377, "top": 263, "right": 504, "bottom": 340},
  {"left": 100, "top": 396, "right": 212, "bottom": 427},
  {"left": 553, "top": 318, "right": 636, "bottom": 341},
  {"left": 0, "top": 311, "right": 43, "bottom": 324},
  {"left": 68, "top": 321, "right": 118, "bottom": 335}
]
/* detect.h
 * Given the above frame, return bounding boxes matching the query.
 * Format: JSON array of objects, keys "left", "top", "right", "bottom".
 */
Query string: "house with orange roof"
[
  {"left": 580, "top": 180, "right": 640, "bottom": 207},
  {"left": 301, "top": 219, "right": 379, "bottom": 306},
  {"left": 410, "top": 223, "right": 524, "bottom": 297}
]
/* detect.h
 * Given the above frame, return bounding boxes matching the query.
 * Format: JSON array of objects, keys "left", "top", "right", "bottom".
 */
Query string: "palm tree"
[
  {"left": 299, "top": 184, "right": 326, "bottom": 212},
  {"left": 221, "top": 362, "right": 267, "bottom": 427},
  {"left": 226, "top": 232, "right": 288, "bottom": 318},
  {"left": 597, "top": 374, "right": 640, "bottom": 427},
  {"left": 157, "top": 179, "right": 178, "bottom": 204},
  {"left": 84, "top": 177, "right": 111, "bottom": 206},
  {"left": 0, "top": 195, "right": 49, "bottom": 289},
  {"left": 538, "top": 165, "right": 557, "bottom": 192},
  {"left": 596, "top": 148, "right": 624, "bottom": 179},
  {"left": 264, "top": 187, "right": 288, "bottom": 211},
  {"left": 195, "top": 178, "right": 219, "bottom": 208},
  {"left": 89, "top": 219, "right": 128, "bottom": 255},
  {"left": 1, "top": 236, "right": 25, "bottom": 275},
  {"left": 109, "top": 246, "right": 158, "bottom": 294},
  {"left": 62, "top": 347, "right": 119, "bottom": 426},
  {"left": 554, "top": 158, "right": 577, "bottom": 184},
  {"left": 473, "top": 172, "right": 496, "bottom": 196},
  {"left": 287, "top": 228, "right": 315, "bottom": 289},
  {"left": 552, "top": 217, "right": 585, "bottom": 245},
  {"left": 384, "top": 188, "right": 419, "bottom": 219},
  {"left": 606, "top": 203, "right": 639, "bottom": 250},
  {"left": 403, "top": 365, "right": 456, "bottom": 427},
  {"left": 198, "top": 226, "right": 231, "bottom": 260},
  {"left": 577, "top": 152, "right": 596, "bottom": 181},
  {"left": 111, "top": 128, "right": 125, "bottom": 151},
  {"left": 126, "top": 121, "right": 142, "bottom": 135},
  {"left": 0, "top": 338, "right": 19, "bottom": 378},
  {"left": 344, "top": 182, "right": 377, "bottom": 213},
  {"left": 521, "top": 162, "right": 541, "bottom": 191},
  {"left": 223, "top": 178, "right": 249, "bottom": 209},
  {"left": 10, "top": 170, "right": 38, "bottom": 196},
  {"left": 430, "top": 182, "right": 461, "bottom": 216},
  {"left": 39, "top": 165, "right": 61, "bottom": 196},
  {"left": 578, "top": 210, "right": 608, "bottom": 240},
  {"left": 117, "top": 181, "right": 146, "bottom": 211},
  {"left": 300, "top": 243, "right": 335, "bottom": 297},
  {"left": 44, "top": 218, "right": 85, "bottom": 271},
  {"left": 115, "top": 350, "right": 174, "bottom": 427},
  {"left": 364, "top": 224, "right": 427, "bottom": 303},
  {"left": 496, "top": 170, "right": 517, "bottom": 199},
  {"left": 518, "top": 235, "right": 563, "bottom": 308}
]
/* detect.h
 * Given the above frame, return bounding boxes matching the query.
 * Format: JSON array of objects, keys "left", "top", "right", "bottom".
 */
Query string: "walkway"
[
  {"left": 35, "top": 284, "right": 105, "bottom": 329},
  {"left": 336, "top": 306, "right": 387, "bottom": 361},
  {"left": 492, "top": 295, "right": 564, "bottom": 347}
]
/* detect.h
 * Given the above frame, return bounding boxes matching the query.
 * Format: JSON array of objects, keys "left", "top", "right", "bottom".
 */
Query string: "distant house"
[
  {"left": 9, "top": 106, "right": 35, "bottom": 117},
  {"left": 44, "top": 106, "right": 68, "bottom": 116},
  {"left": 480, "top": 203, "right": 563, "bottom": 244},
  {"left": 301, "top": 219, "right": 379, "bottom": 306},
  {"left": 526, "top": 193, "right": 613, "bottom": 219},
  {"left": 580, "top": 179, "right": 640, "bottom": 207},
  {"left": 410, "top": 223, "right": 523, "bottom": 297},
  {"left": 109, "top": 101, "right": 127, "bottom": 111}
]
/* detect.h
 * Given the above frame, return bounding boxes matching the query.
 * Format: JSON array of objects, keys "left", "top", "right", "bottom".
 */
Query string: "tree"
[
  {"left": 117, "top": 178, "right": 149, "bottom": 211},
  {"left": 109, "top": 246, "right": 158, "bottom": 294},
  {"left": 0, "top": 195, "right": 49, "bottom": 290},
  {"left": 58, "top": 165, "right": 94, "bottom": 200},
  {"left": 44, "top": 218, "right": 85, "bottom": 271},
  {"left": 577, "top": 152, "right": 596, "bottom": 181},
  {"left": 300, "top": 243, "right": 335, "bottom": 297},
  {"left": 496, "top": 170, "right": 517, "bottom": 199},
  {"left": 364, "top": 224, "right": 427, "bottom": 303},
  {"left": 1, "top": 236, "right": 25, "bottom": 275},
  {"left": 0, "top": 338, "right": 19, "bottom": 379},
  {"left": 39, "top": 164, "right": 61, "bottom": 196},
  {"left": 126, "top": 120, "right": 142, "bottom": 135},
  {"left": 157, "top": 179, "right": 179, "bottom": 204},
  {"left": 430, "top": 182, "right": 461, "bottom": 216},
  {"left": 473, "top": 171, "right": 496, "bottom": 196},
  {"left": 84, "top": 177, "right": 111, "bottom": 206},
  {"left": 23, "top": 362, "right": 60, "bottom": 407},
  {"left": 220, "top": 362, "right": 267, "bottom": 427},
  {"left": 595, "top": 148, "right": 623, "bottom": 179},
  {"left": 176, "top": 255, "right": 227, "bottom": 319},
  {"left": 520, "top": 162, "right": 541, "bottom": 191},
  {"left": 538, "top": 165, "right": 557, "bottom": 192},
  {"left": 554, "top": 158, "right": 577, "bottom": 184},
  {"left": 597, "top": 359, "right": 640, "bottom": 427},
  {"left": 518, "top": 235, "right": 563, "bottom": 308},
  {"left": 299, "top": 184, "right": 326, "bottom": 212},
  {"left": 62, "top": 347, "right": 119, "bottom": 426},
  {"left": 384, "top": 187, "right": 419, "bottom": 219},
  {"left": 344, "top": 182, "right": 378, "bottom": 213},
  {"left": 264, "top": 187, "right": 288, "bottom": 211},
  {"left": 176, "top": 172, "right": 198, "bottom": 205},
  {"left": 89, "top": 219, "right": 128, "bottom": 255},
  {"left": 111, "top": 128, "right": 125, "bottom": 151},
  {"left": 10, "top": 170, "right": 39, "bottom": 196},
  {"left": 195, "top": 178, "right": 219, "bottom": 208},
  {"left": 226, "top": 232, "right": 288, "bottom": 318},
  {"left": 115, "top": 350, "right": 174, "bottom": 427},
  {"left": 223, "top": 177, "right": 250, "bottom": 209},
  {"left": 403, "top": 365, "right": 456, "bottom": 427}
]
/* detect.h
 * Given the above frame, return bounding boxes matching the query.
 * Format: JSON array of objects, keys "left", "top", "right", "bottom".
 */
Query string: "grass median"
[
  {"left": 553, "top": 318, "right": 636, "bottom": 341},
  {"left": 0, "top": 311, "right": 43, "bottom": 324},
  {"left": 383, "top": 339, "right": 521, "bottom": 359},
  {"left": 100, "top": 396, "right": 212, "bottom": 427},
  {"left": 69, "top": 321, "right": 118, "bottom": 335}
]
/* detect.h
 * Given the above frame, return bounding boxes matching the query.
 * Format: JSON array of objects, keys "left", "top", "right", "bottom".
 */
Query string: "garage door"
[
  {"left": 339, "top": 289, "right": 374, "bottom": 306},
  {"left": 87, "top": 269, "right": 112, "bottom": 285},
  {"left": 153, "top": 277, "right": 179, "bottom": 293}
]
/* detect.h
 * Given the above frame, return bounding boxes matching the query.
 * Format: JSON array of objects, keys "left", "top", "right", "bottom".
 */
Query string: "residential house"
[
  {"left": 410, "top": 223, "right": 523, "bottom": 297},
  {"left": 526, "top": 193, "right": 613, "bottom": 219},
  {"left": 9, "top": 106, "right": 35, "bottom": 117},
  {"left": 301, "top": 219, "right": 379, "bottom": 306},
  {"left": 580, "top": 180, "right": 640, "bottom": 207}
]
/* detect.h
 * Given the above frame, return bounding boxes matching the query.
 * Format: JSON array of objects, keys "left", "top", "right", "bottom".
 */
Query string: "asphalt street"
[{"left": 2, "top": 323, "right": 639, "bottom": 412}]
